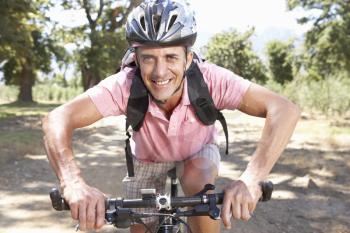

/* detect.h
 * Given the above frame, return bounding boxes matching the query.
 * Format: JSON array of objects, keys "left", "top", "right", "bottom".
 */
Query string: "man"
[{"left": 42, "top": 0, "right": 300, "bottom": 232}]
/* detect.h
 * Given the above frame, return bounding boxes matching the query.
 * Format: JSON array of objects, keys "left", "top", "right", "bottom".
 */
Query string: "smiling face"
[{"left": 135, "top": 46, "right": 193, "bottom": 104}]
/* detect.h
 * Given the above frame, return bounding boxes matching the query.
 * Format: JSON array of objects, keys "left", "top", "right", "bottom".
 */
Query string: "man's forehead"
[{"left": 136, "top": 46, "right": 185, "bottom": 55}]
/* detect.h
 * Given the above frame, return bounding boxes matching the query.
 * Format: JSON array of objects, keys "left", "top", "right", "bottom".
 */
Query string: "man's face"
[{"left": 136, "top": 46, "right": 192, "bottom": 103}]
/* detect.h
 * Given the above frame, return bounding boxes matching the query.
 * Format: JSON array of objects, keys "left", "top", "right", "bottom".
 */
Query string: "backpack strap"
[
  {"left": 217, "top": 111, "right": 229, "bottom": 154},
  {"left": 125, "top": 121, "right": 135, "bottom": 177},
  {"left": 125, "top": 68, "right": 148, "bottom": 177},
  {"left": 186, "top": 62, "right": 229, "bottom": 155},
  {"left": 126, "top": 68, "right": 149, "bottom": 131},
  {"left": 186, "top": 62, "right": 217, "bottom": 124}
]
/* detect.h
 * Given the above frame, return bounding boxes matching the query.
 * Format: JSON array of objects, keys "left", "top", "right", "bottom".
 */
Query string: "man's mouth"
[{"left": 152, "top": 78, "right": 172, "bottom": 86}]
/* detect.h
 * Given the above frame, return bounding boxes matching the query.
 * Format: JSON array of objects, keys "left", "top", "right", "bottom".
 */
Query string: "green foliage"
[
  {"left": 0, "top": 0, "right": 31, "bottom": 63},
  {"left": 265, "top": 76, "right": 350, "bottom": 117},
  {"left": 266, "top": 40, "right": 295, "bottom": 84},
  {"left": 0, "top": 0, "right": 66, "bottom": 102},
  {"left": 202, "top": 28, "right": 267, "bottom": 83},
  {"left": 56, "top": 0, "right": 141, "bottom": 90},
  {"left": 287, "top": 0, "right": 350, "bottom": 78},
  {"left": 76, "top": 29, "right": 128, "bottom": 84}
]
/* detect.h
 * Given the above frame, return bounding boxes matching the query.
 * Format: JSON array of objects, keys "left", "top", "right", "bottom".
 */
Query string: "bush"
[
  {"left": 0, "top": 84, "right": 83, "bottom": 104},
  {"left": 33, "top": 84, "right": 82, "bottom": 103},
  {"left": 0, "top": 85, "right": 19, "bottom": 103},
  {"left": 265, "top": 76, "right": 350, "bottom": 117}
]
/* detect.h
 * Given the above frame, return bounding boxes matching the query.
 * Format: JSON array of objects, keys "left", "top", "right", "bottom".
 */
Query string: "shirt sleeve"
[
  {"left": 85, "top": 68, "right": 134, "bottom": 117},
  {"left": 199, "top": 62, "right": 251, "bottom": 110}
]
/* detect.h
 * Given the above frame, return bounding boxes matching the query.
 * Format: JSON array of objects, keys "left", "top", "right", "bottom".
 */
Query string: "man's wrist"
[
  {"left": 238, "top": 170, "right": 265, "bottom": 186},
  {"left": 60, "top": 172, "right": 85, "bottom": 189}
]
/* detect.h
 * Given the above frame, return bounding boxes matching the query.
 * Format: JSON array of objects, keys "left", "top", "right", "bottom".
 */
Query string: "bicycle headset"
[{"left": 123, "top": 0, "right": 229, "bottom": 177}]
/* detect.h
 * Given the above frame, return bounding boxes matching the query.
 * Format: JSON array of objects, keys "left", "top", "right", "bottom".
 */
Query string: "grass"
[
  {"left": 329, "top": 126, "right": 350, "bottom": 135},
  {"left": 0, "top": 101, "right": 60, "bottom": 157},
  {"left": 0, "top": 130, "right": 44, "bottom": 156},
  {"left": 0, "top": 101, "right": 60, "bottom": 120}
]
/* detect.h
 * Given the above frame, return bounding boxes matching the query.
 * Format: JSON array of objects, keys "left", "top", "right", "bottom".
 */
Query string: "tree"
[
  {"left": 202, "top": 28, "right": 267, "bottom": 83},
  {"left": 287, "top": 0, "right": 350, "bottom": 78},
  {"left": 266, "top": 40, "right": 294, "bottom": 84},
  {"left": 60, "top": 0, "right": 142, "bottom": 90},
  {"left": 0, "top": 0, "right": 64, "bottom": 102}
]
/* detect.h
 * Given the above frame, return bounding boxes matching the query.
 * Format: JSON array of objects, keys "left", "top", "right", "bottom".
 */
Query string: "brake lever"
[
  {"left": 194, "top": 183, "right": 215, "bottom": 196},
  {"left": 106, "top": 208, "right": 133, "bottom": 228}
]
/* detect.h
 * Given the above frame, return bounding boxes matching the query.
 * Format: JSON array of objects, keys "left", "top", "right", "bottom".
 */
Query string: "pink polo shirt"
[{"left": 86, "top": 62, "right": 251, "bottom": 162}]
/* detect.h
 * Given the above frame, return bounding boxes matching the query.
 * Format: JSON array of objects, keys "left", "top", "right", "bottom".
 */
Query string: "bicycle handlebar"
[
  {"left": 50, "top": 181, "right": 273, "bottom": 229},
  {"left": 50, "top": 181, "right": 273, "bottom": 212}
]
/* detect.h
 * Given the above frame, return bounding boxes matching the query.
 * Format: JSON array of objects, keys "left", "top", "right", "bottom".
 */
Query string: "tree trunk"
[
  {"left": 81, "top": 64, "right": 101, "bottom": 91},
  {"left": 17, "top": 61, "right": 34, "bottom": 102}
]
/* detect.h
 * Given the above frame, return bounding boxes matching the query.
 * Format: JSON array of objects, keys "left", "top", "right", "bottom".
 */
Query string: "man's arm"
[
  {"left": 221, "top": 82, "right": 300, "bottom": 228},
  {"left": 42, "top": 93, "right": 105, "bottom": 231}
]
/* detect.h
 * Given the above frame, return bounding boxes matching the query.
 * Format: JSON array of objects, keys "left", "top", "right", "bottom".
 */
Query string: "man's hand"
[
  {"left": 62, "top": 182, "right": 106, "bottom": 231},
  {"left": 221, "top": 180, "right": 262, "bottom": 229}
]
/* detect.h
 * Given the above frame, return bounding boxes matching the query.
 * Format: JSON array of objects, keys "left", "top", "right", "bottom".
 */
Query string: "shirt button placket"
[{"left": 168, "top": 110, "right": 179, "bottom": 135}]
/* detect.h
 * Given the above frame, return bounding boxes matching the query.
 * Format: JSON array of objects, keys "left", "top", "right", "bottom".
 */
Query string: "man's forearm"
[
  {"left": 239, "top": 102, "right": 300, "bottom": 184},
  {"left": 42, "top": 114, "right": 84, "bottom": 188}
]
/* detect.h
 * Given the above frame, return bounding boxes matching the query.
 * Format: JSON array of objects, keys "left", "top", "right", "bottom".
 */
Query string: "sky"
[
  {"left": 189, "top": 0, "right": 310, "bottom": 49},
  {"left": 48, "top": 0, "right": 312, "bottom": 53}
]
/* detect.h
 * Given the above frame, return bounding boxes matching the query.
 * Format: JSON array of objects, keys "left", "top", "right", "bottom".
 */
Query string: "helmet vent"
[
  {"left": 168, "top": 14, "right": 177, "bottom": 30},
  {"left": 140, "top": 16, "right": 146, "bottom": 31},
  {"left": 152, "top": 15, "right": 161, "bottom": 33}
]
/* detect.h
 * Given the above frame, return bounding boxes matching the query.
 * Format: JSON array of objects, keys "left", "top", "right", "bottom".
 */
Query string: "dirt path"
[{"left": 0, "top": 113, "right": 349, "bottom": 233}]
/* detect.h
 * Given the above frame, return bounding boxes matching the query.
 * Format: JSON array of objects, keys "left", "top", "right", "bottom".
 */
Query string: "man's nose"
[{"left": 152, "top": 60, "right": 167, "bottom": 78}]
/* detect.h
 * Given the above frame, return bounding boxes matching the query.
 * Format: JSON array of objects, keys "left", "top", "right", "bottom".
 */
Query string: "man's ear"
[
  {"left": 186, "top": 51, "right": 193, "bottom": 70},
  {"left": 133, "top": 52, "right": 140, "bottom": 67}
]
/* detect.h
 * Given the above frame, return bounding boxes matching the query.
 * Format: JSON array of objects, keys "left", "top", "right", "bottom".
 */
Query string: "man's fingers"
[
  {"left": 78, "top": 202, "right": 87, "bottom": 231},
  {"left": 70, "top": 202, "right": 78, "bottom": 220},
  {"left": 220, "top": 195, "right": 232, "bottom": 229},
  {"left": 95, "top": 199, "right": 105, "bottom": 230},
  {"left": 241, "top": 202, "right": 251, "bottom": 221},
  {"left": 62, "top": 184, "right": 106, "bottom": 231},
  {"left": 232, "top": 198, "right": 241, "bottom": 219},
  {"left": 86, "top": 201, "right": 97, "bottom": 230},
  {"left": 248, "top": 201, "right": 256, "bottom": 214}
]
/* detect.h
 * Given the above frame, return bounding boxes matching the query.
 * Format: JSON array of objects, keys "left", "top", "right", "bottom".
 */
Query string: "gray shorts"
[{"left": 122, "top": 143, "right": 221, "bottom": 225}]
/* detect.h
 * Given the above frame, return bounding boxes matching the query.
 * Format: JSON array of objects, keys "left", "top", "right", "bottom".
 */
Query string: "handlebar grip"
[
  {"left": 215, "top": 181, "right": 273, "bottom": 204},
  {"left": 50, "top": 188, "right": 70, "bottom": 211},
  {"left": 259, "top": 181, "right": 273, "bottom": 202}
]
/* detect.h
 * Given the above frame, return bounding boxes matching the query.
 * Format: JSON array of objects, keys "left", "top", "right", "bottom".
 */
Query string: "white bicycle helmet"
[{"left": 125, "top": 0, "right": 197, "bottom": 47}]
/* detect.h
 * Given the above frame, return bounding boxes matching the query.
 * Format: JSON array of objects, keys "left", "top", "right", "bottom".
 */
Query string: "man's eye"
[
  {"left": 143, "top": 57, "right": 153, "bottom": 63},
  {"left": 167, "top": 56, "right": 178, "bottom": 62}
]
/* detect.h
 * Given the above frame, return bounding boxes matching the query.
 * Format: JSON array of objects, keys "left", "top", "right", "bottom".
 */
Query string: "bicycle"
[{"left": 50, "top": 167, "right": 273, "bottom": 233}]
